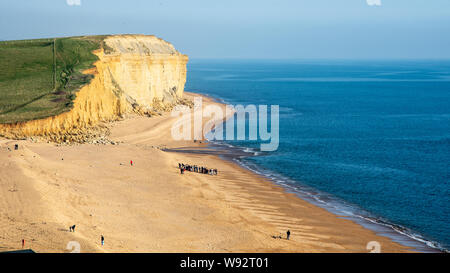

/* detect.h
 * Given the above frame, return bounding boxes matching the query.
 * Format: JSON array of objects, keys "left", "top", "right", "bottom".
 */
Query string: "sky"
[{"left": 0, "top": 0, "right": 449, "bottom": 59}]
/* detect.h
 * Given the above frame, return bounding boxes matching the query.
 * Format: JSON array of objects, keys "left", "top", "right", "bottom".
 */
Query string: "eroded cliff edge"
[{"left": 0, "top": 35, "right": 189, "bottom": 143}]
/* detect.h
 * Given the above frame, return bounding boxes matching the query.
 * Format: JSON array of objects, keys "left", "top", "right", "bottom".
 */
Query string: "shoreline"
[
  {"left": 218, "top": 147, "right": 442, "bottom": 253},
  {"left": 164, "top": 142, "right": 440, "bottom": 253},
  {"left": 193, "top": 92, "right": 445, "bottom": 253},
  {"left": 0, "top": 91, "right": 433, "bottom": 252}
]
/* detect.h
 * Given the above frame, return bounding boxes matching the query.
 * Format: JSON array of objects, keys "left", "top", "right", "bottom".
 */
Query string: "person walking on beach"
[
  {"left": 130, "top": 160, "right": 133, "bottom": 166},
  {"left": 22, "top": 239, "right": 25, "bottom": 248},
  {"left": 101, "top": 235, "right": 104, "bottom": 246},
  {"left": 287, "top": 230, "right": 291, "bottom": 240}
]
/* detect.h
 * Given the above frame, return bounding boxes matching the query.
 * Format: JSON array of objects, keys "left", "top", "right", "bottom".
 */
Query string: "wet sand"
[{"left": 0, "top": 92, "right": 411, "bottom": 252}]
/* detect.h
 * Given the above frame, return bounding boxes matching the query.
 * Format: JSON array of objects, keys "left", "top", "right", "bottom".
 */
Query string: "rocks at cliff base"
[
  {"left": 24, "top": 97, "right": 194, "bottom": 146},
  {"left": 43, "top": 125, "right": 112, "bottom": 146},
  {"left": 132, "top": 97, "right": 194, "bottom": 117}
]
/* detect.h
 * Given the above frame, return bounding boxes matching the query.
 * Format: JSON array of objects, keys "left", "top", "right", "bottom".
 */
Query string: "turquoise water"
[{"left": 185, "top": 59, "right": 450, "bottom": 251}]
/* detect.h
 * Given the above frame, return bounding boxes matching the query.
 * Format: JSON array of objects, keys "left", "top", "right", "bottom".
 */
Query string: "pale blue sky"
[{"left": 1, "top": 0, "right": 449, "bottom": 59}]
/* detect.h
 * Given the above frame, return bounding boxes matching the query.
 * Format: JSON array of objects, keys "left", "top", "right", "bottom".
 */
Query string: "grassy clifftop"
[{"left": 0, "top": 36, "right": 106, "bottom": 124}]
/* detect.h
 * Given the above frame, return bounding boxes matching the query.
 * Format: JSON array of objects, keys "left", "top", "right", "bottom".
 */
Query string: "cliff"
[{"left": 0, "top": 35, "right": 189, "bottom": 142}]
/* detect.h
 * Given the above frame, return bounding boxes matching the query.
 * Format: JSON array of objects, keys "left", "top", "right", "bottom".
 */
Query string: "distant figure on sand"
[
  {"left": 287, "top": 230, "right": 290, "bottom": 240},
  {"left": 69, "top": 225, "right": 76, "bottom": 232},
  {"left": 22, "top": 239, "right": 25, "bottom": 248},
  {"left": 101, "top": 235, "right": 105, "bottom": 246},
  {"left": 130, "top": 160, "right": 133, "bottom": 166}
]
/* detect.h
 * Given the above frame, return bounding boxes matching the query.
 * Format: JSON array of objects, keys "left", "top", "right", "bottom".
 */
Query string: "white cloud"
[
  {"left": 66, "top": 0, "right": 81, "bottom": 6},
  {"left": 366, "top": 0, "right": 381, "bottom": 6}
]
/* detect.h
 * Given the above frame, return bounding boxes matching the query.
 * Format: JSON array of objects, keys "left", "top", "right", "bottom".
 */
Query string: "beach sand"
[{"left": 0, "top": 92, "right": 411, "bottom": 253}]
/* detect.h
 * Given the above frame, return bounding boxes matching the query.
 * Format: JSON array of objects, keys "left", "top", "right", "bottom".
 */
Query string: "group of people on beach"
[{"left": 178, "top": 163, "right": 218, "bottom": 175}]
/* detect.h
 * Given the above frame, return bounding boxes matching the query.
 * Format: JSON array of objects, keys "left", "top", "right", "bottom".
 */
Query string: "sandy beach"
[{"left": 0, "top": 92, "right": 411, "bottom": 253}]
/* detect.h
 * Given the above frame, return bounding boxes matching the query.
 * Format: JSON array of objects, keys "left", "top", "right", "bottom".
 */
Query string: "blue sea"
[{"left": 185, "top": 59, "right": 450, "bottom": 252}]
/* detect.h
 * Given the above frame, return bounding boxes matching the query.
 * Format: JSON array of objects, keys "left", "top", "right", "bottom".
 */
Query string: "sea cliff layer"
[{"left": 0, "top": 35, "right": 188, "bottom": 142}]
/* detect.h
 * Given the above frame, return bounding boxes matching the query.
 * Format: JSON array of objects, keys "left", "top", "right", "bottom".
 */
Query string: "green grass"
[{"left": 0, "top": 36, "right": 107, "bottom": 124}]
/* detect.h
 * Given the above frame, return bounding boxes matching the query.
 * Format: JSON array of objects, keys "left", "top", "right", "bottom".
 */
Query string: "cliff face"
[{"left": 0, "top": 35, "right": 188, "bottom": 141}]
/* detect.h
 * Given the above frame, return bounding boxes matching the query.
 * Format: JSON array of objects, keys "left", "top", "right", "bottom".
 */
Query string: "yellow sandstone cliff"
[{"left": 0, "top": 35, "right": 188, "bottom": 142}]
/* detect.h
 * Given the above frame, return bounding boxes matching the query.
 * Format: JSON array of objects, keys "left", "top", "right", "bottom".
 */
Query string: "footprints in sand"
[{"left": 204, "top": 167, "right": 346, "bottom": 251}]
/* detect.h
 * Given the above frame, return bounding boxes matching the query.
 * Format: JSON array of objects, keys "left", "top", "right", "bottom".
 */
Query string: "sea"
[{"left": 185, "top": 59, "right": 450, "bottom": 252}]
